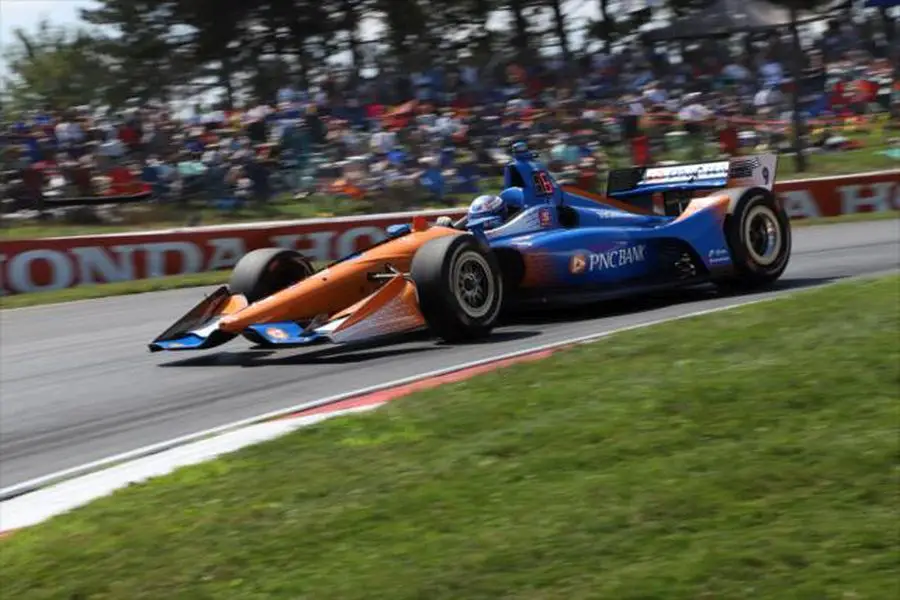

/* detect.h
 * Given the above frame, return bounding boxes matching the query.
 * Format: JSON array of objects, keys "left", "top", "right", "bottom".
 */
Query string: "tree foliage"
[
  {"left": 0, "top": 0, "right": 878, "bottom": 113},
  {"left": 2, "top": 20, "right": 115, "bottom": 112}
]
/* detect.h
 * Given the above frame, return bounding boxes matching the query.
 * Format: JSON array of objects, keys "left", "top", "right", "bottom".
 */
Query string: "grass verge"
[
  {"left": 3, "top": 211, "right": 897, "bottom": 309},
  {"left": 0, "top": 194, "right": 457, "bottom": 240},
  {"left": 2, "top": 274, "right": 899, "bottom": 599}
]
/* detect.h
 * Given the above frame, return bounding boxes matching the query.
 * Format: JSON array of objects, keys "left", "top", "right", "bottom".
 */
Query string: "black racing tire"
[
  {"left": 411, "top": 234, "right": 504, "bottom": 343},
  {"left": 228, "top": 248, "right": 315, "bottom": 303},
  {"left": 718, "top": 188, "right": 792, "bottom": 290}
]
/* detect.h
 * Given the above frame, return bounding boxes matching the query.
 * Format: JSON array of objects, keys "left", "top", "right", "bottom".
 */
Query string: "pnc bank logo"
[
  {"left": 570, "top": 244, "right": 647, "bottom": 274},
  {"left": 569, "top": 254, "right": 587, "bottom": 274}
]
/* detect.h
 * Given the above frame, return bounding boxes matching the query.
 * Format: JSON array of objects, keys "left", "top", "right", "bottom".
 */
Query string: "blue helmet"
[
  {"left": 466, "top": 187, "right": 526, "bottom": 230},
  {"left": 467, "top": 194, "right": 507, "bottom": 230}
]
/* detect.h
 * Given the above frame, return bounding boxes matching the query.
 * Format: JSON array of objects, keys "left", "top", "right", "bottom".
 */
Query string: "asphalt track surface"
[{"left": 2, "top": 219, "right": 898, "bottom": 489}]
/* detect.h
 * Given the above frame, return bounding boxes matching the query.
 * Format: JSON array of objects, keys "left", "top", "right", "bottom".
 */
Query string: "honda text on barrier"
[{"left": 149, "top": 142, "right": 792, "bottom": 352}]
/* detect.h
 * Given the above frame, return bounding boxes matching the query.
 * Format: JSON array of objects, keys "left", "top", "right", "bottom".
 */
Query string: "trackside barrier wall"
[{"left": 1, "top": 171, "right": 897, "bottom": 295}]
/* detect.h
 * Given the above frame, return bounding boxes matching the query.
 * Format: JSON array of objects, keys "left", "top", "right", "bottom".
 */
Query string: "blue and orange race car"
[{"left": 150, "top": 142, "right": 791, "bottom": 352}]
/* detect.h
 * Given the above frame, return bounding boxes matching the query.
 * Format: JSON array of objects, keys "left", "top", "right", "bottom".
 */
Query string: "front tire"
[
  {"left": 719, "top": 189, "right": 791, "bottom": 290},
  {"left": 411, "top": 234, "right": 503, "bottom": 343},
  {"left": 228, "top": 248, "right": 315, "bottom": 303}
]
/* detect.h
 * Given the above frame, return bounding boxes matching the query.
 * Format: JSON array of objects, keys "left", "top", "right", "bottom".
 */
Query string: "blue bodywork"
[{"left": 461, "top": 143, "right": 744, "bottom": 307}]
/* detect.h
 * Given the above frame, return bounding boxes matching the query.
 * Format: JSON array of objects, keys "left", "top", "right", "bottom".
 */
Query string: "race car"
[{"left": 149, "top": 142, "right": 791, "bottom": 352}]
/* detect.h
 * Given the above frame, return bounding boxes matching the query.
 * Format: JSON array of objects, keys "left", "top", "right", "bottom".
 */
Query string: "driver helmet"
[
  {"left": 467, "top": 187, "right": 525, "bottom": 230},
  {"left": 467, "top": 194, "right": 507, "bottom": 230}
]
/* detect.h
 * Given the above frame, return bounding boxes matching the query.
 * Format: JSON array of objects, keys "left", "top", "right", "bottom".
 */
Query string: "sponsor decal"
[
  {"left": 586, "top": 244, "right": 647, "bottom": 271},
  {"left": 571, "top": 244, "right": 648, "bottom": 274},
  {"left": 538, "top": 208, "right": 552, "bottom": 228},
  {"left": 511, "top": 234, "right": 539, "bottom": 248},
  {"left": 708, "top": 248, "right": 731, "bottom": 265},
  {"left": 729, "top": 155, "right": 775, "bottom": 187},
  {"left": 777, "top": 175, "right": 899, "bottom": 219},
  {"left": 0, "top": 218, "right": 470, "bottom": 295},
  {"left": 595, "top": 208, "right": 629, "bottom": 218},
  {"left": 266, "top": 327, "right": 289, "bottom": 340},
  {"left": 533, "top": 170, "right": 555, "bottom": 196},
  {"left": 642, "top": 161, "right": 729, "bottom": 184},
  {"left": 569, "top": 254, "right": 587, "bottom": 274},
  {"left": 728, "top": 157, "right": 761, "bottom": 179}
]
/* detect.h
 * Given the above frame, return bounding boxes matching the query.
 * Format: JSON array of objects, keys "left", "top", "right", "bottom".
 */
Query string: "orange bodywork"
[
  {"left": 672, "top": 194, "right": 730, "bottom": 224},
  {"left": 218, "top": 225, "right": 462, "bottom": 333}
]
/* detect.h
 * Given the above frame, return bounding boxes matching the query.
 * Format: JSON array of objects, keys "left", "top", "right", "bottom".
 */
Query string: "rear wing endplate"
[{"left": 606, "top": 153, "right": 778, "bottom": 199}]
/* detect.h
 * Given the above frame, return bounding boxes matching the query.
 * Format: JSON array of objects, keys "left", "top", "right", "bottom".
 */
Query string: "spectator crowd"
[{"left": 2, "top": 18, "right": 898, "bottom": 220}]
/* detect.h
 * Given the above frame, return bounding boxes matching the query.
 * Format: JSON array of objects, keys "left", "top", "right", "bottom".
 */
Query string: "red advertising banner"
[
  {"left": 0, "top": 210, "right": 464, "bottom": 295},
  {"left": 776, "top": 170, "right": 899, "bottom": 220},
  {"left": 1, "top": 171, "right": 897, "bottom": 295}
]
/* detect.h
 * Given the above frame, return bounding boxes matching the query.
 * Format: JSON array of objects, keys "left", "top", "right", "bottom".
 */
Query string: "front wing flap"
[
  {"left": 149, "top": 286, "right": 247, "bottom": 352},
  {"left": 150, "top": 274, "right": 426, "bottom": 353}
]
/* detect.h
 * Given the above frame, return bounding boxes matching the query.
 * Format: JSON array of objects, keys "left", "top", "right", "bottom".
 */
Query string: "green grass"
[
  {"left": 0, "top": 193, "right": 460, "bottom": 240},
  {"left": 3, "top": 274, "right": 899, "bottom": 599},
  {"left": 776, "top": 147, "right": 897, "bottom": 178}
]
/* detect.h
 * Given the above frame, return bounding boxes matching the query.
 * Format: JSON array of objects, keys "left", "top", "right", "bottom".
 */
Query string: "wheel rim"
[
  {"left": 743, "top": 205, "right": 782, "bottom": 267},
  {"left": 452, "top": 251, "right": 496, "bottom": 319}
]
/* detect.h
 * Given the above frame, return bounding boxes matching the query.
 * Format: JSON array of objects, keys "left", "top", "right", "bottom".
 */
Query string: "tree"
[
  {"left": 375, "top": 0, "right": 429, "bottom": 71},
  {"left": 587, "top": 0, "right": 656, "bottom": 53},
  {"left": 420, "top": 0, "right": 499, "bottom": 66},
  {"left": 507, "top": 0, "right": 534, "bottom": 61},
  {"left": 172, "top": 0, "right": 252, "bottom": 108},
  {"left": 337, "top": 0, "right": 369, "bottom": 78},
  {"left": 80, "top": 0, "right": 193, "bottom": 105},
  {"left": 874, "top": 2, "right": 898, "bottom": 80},
  {"left": 2, "top": 20, "right": 114, "bottom": 112},
  {"left": 766, "top": 0, "right": 839, "bottom": 172},
  {"left": 546, "top": 0, "right": 571, "bottom": 65}
]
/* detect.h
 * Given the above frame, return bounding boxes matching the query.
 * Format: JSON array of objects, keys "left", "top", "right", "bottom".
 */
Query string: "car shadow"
[
  {"left": 429, "top": 329, "right": 543, "bottom": 347},
  {"left": 155, "top": 346, "right": 435, "bottom": 368},
  {"left": 738, "top": 274, "right": 840, "bottom": 293},
  {"left": 500, "top": 275, "right": 841, "bottom": 327},
  {"left": 156, "top": 275, "right": 839, "bottom": 368},
  {"left": 156, "top": 329, "right": 542, "bottom": 368}
]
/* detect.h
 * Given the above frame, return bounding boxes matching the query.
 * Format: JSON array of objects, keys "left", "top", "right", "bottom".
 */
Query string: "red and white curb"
[
  {"left": 0, "top": 406, "right": 380, "bottom": 533},
  {"left": 0, "top": 349, "right": 560, "bottom": 534},
  {"left": 0, "top": 295, "right": 785, "bottom": 535}
]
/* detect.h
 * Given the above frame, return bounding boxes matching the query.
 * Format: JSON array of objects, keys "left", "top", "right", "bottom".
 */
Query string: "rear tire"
[
  {"left": 718, "top": 189, "right": 791, "bottom": 290},
  {"left": 411, "top": 234, "right": 503, "bottom": 343},
  {"left": 229, "top": 248, "right": 315, "bottom": 303}
]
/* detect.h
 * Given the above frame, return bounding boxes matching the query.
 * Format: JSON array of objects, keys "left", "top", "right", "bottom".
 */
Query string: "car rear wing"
[{"left": 606, "top": 153, "right": 778, "bottom": 199}]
